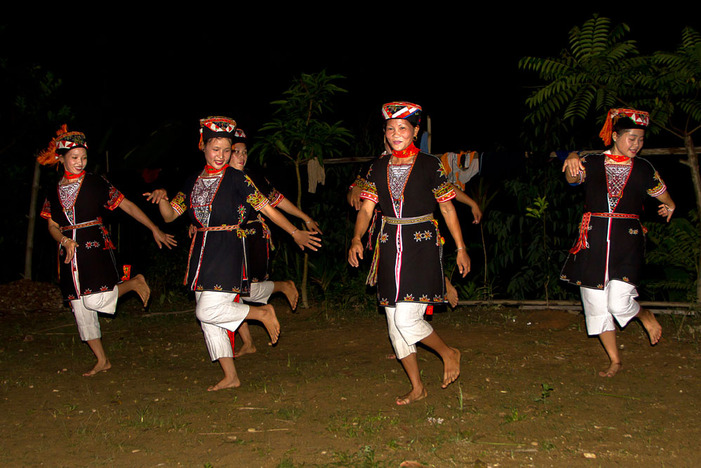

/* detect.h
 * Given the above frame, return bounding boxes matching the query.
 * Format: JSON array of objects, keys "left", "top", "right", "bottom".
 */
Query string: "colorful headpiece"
[
  {"left": 198, "top": 116, "right": 236, "bottom": 149},
  {"left": 36, "top": 124, "right": 88, "bottom": 166},
  {"left": 599, "top": 108, "right": 650, "bottom": 146},
  {"left": 232, "top": 128, "right": 247, "bottom": 145},
  {"left": 382, "top": 101, "right": 422, "bottom": 126}
]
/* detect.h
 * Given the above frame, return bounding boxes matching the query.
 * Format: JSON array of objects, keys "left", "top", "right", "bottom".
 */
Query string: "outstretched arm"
[
  {"left": 275, "top": 197, "right": 322, "bottom": 234},
  {"left": 119, "top": 198, "right": 177, "bottom": 249},
  {"left": 143, "top": 190, "right": 181, "bottom": 224},
  {"left": 439, "top": 200, "right": 471, "bottom": 278},
  {"left": 259, "top": 204, "right": 321, "bottom": 251}
]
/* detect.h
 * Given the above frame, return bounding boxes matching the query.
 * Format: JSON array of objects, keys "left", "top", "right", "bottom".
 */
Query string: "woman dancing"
[{"left": 38, "top": 125, "right": 176, "bottom": 376}]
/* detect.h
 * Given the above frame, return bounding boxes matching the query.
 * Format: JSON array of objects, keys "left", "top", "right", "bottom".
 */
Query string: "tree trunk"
[
  {"left": 683, "top": 135, "right": 701, "bottom": 302},
  {"left": 294, "top": 161, "right": 309, "bottom": 309},
  {"left": 24, "top": 159, "right": 41, "bottom": 279}
]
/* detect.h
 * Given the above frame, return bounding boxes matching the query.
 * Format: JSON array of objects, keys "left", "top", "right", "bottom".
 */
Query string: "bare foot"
[
  {"left": 234, "top": 343, "right": 257, "bottom": 358},
  {"left": 637, "top": 309, "right": 662, "bottom": 345},
  {"left": 258, "top": 304, "right": 281, "bottom": 344},
  {"left": 132, "top": 274, "right": 151, "bottom": 307},
  {"left": 396, "top": 387, "right": 428, "bottom": 406},
  {"left": 445, "top": 279, "right": 458, "bottom": 308},
  {"left": 442, "top": 347, "right": 461, "bottom": 389},
  {"left": 280, "top": 280, "right": 299, "bottom": 311},
  {"left": 207, "top": 376, "right": 241, "bottom": 391},
  {"left": 599, "top": 362, "right": 623, "bottom": 378},
  {"left": 83, "top": 360, "right": 111, "bottom": 377}
]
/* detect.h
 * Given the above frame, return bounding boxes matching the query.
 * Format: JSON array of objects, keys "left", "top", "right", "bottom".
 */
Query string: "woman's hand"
[
  {"left": 152, "top": 228, "right": 177, "bottom": 249},
  {"left": 347, "top": 185, "right": 363, "bottom": 210},
  {"left": 303, "top": 218, "right": 323, "bottom": 234},
  {"left": 187, "top": 224, "right": 197, "bottom": 239},
  {"left": 456, "top": 249, "right": 471, "bottom": 278},
  {"left": 291, "top": 229, "right": 321, "bottom": 251},
  {"left": 658, "top": 203, "right": 675, "bottom": 222},
  {"left": 348, "top": 237, "right": 364, "bottom": 267},
  {"left": 471, "top": 205, "right": 482, "bottom": 224},
  {"left": 61, "top": 237, "right": 78, "bottom": 264},
  {"left": 562, "top": 152, "right": 584, "bottom": 179},
  {"left": 143, "top": 189, "right": 169, "bottom": 204}
]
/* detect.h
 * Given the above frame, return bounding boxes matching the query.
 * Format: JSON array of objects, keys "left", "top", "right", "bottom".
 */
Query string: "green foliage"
[
  {"left": 253, "top": 70, "right": 353, "bottom": 168},
  {"left": 642, "top": 213, "right": 701, "bottom": 302},
  {"left": 519, "top": 15, "right": 643, "bottom": 149}
]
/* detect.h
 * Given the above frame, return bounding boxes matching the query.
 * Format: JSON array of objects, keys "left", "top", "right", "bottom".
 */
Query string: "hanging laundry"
[
  {"left": 307, "top": 157, "right": 326, "bottom": 193},
  {"left": 440, "top": 151, "right": 480, "bottom": 191}
]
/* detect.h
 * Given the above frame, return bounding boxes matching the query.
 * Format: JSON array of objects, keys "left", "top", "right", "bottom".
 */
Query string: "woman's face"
[
  {"left": 60, "top": 147, "right": 88, "bottom": 174},
  {"left": 230, "top": 142, "right": 248, "bottom": 170},
  {"left": 203, "top": 137, "right": 232, "bottom": 170},
  {"left": 385, "top": 119, "right": 418, "bottom": 152},
  {"left": 612, "top": 128, "right": 645, "bottom": 158}
]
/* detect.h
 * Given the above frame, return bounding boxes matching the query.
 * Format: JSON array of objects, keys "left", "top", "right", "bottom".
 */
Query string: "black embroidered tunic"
[
  {"left": 41, "top": 173, "right": 125, "bottom": 301},
  {"left": 361, "top": 152, "right": 456, "bottom": 306},
  {"left": 560, "top": 154, "right": 667, "bottom": 289},
  {"left": 170, "top": 167, "right": 269, "bottom": 293}
]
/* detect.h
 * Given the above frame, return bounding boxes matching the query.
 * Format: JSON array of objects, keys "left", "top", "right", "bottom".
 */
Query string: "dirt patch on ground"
[{"left": 1, "top": 282, "right": 699, "bottom": 467}]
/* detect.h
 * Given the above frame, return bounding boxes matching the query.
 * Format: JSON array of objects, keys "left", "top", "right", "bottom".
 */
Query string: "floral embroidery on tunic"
[
  {"left": 413, "top": 230, "right": 433, "bottom": 242},
  {"left": 647, "top": 171, "right": 667, "bottom": 197}
]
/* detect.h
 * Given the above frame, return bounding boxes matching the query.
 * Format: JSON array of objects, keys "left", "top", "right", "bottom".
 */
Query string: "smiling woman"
[
  {"left": 144, "top": 116, "right": 321, "bottom": 392},
  {"left": 560, "top": 108, "right": 677, "bottom": 379},
  {"left": 348, "top": 101, "right": 470, "bottom": 406},
  {"left": 37, "top": 125, "right": 177, "bottom": 377}
]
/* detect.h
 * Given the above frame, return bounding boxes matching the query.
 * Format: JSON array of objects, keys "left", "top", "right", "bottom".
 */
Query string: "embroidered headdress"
[
  {"left": 198, "top": 116, "right": 236, "bottom": 150},
  {"left": 382, "top": 101, "right": 422, "bottom": 126},
  {"left": 37, "top": 124, "right": 88, "bottom": 166},
  {"left": 599, "top": 108, "right": 650, "bottom": 146},
  {"left": 232, "top": 128, "right": 247, "bottom": 145}
]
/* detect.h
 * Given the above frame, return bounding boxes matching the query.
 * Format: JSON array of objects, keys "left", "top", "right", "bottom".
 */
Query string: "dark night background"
[{"left": 0, "top": 7, "right": 696, "bottom": 287}]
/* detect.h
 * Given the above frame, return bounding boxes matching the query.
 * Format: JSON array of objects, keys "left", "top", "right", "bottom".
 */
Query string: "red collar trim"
[
  {"left": 391, "top": 143, "right": 419, "bottom": 159},
  {"left": 63, "top": 170, "right": 85, "bottom": 180},
  {"left": 606, "top": 152, "right": 631, "bottom": 163},
  {"left": 204, "top": 165, "right": 226, "bottom": 175}
]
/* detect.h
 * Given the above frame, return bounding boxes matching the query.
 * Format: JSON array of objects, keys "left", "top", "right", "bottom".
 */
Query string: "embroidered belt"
[
  {"left": 367, "top": 214, "right": 435, "bottom": 287},
  {"left": 184, "top": 224, "right": 242, "bottom": 286},
  {"left": 383, "top": 214, "right": 435, "bottom": 225},
  {"left": 569, "top": 212, "right": 641, "bottom": 254},
  {"left": 60, "top": 217, "right": 103, "bottom": 232}
]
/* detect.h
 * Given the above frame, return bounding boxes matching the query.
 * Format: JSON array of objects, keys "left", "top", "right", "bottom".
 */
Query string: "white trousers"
[
  {"left": 580, "top": 280, "right": 640, "bottom": 335},
  {"left": 70, "top": 287, "right": 120, "bottom": 341},
  {"left": 385, "top": 303, "right": 434, "bottom": 360},
  {"left": 196, "top": 282, "right": 274, "bottom": 361}
]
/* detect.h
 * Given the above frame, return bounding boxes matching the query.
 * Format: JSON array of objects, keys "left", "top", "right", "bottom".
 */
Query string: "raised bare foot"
[
  {"left": 396, "top": 387, "right": 428, "bottom": 406},
  {"left": 280, "top": 280, "right": 299, "bottom": 311},
  {"left": 207, "top": 376, "right": 241, "bottom": 391},
  {"left": 83, "top": 360, "right": 112, "bottom": 377},
  {"left": 442, "top": 347, "right": 461, "bottom": 388},
  {"left": 637, "top": 309, "right": 662, "bottom": 345},
  {"left": 133, "top": 274, "right": 151, "bottom": 307},
  {"left": 445, "top": 280, "right": 458, "bottom": 308},
  {"left": 234, "top": 343, "right": 257, "bottom": 358},
  {"left": 599, "top": 361, "right": 623, "bottom": 378},
  {"left": 258, "top": 304, "right": 281, "bottom": 344}
]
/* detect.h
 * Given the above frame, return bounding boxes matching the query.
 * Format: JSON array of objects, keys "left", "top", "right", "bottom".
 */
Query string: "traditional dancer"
[
  {"left": 228, "top": 128, "right": 322, "bottom": 356},
  {"left": 561, "top": 108, "right": 674, "bottom": 377},
  {"left": 38, "top": 125, "right": 177, "bottom": 376},
  {"left": 145, "top": 116, "right": 320, "bottom": 391},
  {"left": 348, "top": 102, "right": 470, "bottom": 405},
  {"left": 347, "top": 140, "right": 480, "bottom": 308}
]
